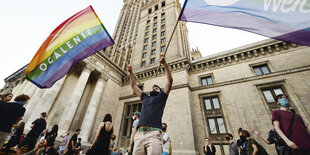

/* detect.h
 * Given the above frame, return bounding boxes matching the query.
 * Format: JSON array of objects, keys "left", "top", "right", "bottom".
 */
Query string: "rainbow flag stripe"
[
  {"left": 25, "top": 6, "right": 114, "bottom": 88},
  {"left": 179, "top": 0, "right": 310, "bottom": 46}
]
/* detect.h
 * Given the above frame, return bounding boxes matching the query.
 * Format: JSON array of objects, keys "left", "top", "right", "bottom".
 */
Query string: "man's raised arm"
[
  {"left": 128, "top": 65, "right": 142, "bottom": 98},
  {"left": 161, "top": 57, "right": 173, "bottom": 95}
]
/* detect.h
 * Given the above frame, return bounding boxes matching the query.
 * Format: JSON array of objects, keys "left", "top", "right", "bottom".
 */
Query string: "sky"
[{"left": 0, "top": 0, "right": 267, "bottom": 88}]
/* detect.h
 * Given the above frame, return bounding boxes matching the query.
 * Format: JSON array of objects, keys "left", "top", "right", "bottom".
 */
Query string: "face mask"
[
  {"left": 279, "top": 98, "right": 290, "bottom": 107},
  {"left": 240, "top": 136, "right": 246, "bottom": 141},
  {"left": 16, "top": 101, "right": 27, "bottom": 106},
  {"left": 132, "top": 116, "right": 135, "bottom": 120},
  {"left": 225, "top": 137, "right": 231, "bottom": 141},
  {"left": 150, "top": 91, "right": 159, "bottom": 96},
  {"left": 162, "top": 127, "right": 166, "bottom": 131}
]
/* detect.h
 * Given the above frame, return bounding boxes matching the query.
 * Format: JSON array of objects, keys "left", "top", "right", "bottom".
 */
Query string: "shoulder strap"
[{"left": 288, "top": 111, "right": 296, "bottom": 139}]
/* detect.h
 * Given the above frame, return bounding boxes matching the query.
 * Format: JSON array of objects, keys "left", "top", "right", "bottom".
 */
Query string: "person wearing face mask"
[
  {"left": 226, "top": 133, "right": 238, "bottom": 155},
  {"left": 128, "top": 111, "right": 140, "bottom": 154},
  {"left": 203, "top": 138, "right": 216, "bottom": 155},
  {"left": 127, "top": 56, "right": 173, "bottom": 155},
  {"left": 162, "top": 123, "right": 171, "bottom": 155},
  {"left": 272, "top": 94, "right": 310, "bottom": 155},
  {"left": 14, "top": 94, "right": 30, "bottom": 107},
  {"left": 237, "top": 128, "right": 247, "bottom": 155},
  {"left": 242, "top": 130, "right": 268, "bottom": 155}
]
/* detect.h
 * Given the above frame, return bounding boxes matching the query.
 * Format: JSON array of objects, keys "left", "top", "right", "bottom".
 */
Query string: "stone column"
[
  {"left": 58, "top": 66, "right": 92, "bottom": 132},
  {"left": 14, "top": 79, "right": 28, "bottom": 95},
  {"left": 25, "top": 76, "right": 66, "bottom": 132},
  {"left": 21, "top": 81, "right": 33, "bottom": 94},
  {"left": 26, "top": 84, "right": 38, "bottom": 97},
  {"left": 80, "top": 75, "right": 106, "bottom": 142},
  {"left": 23, "top": 89, "right": 45, "bottom": 122},
  {"left": 12, "top": 80, "right": 23, "bottom": 94}
]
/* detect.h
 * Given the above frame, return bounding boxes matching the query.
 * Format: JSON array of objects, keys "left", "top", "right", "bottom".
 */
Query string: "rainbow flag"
[
  {"left": 179, "top": 0, "right": 310, "bottom": 46},
  {"left": 25, "top": 6, "right": 114, "bottom": 88}
]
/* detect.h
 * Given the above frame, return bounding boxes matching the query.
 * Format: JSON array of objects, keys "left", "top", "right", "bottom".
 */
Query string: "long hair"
[
  {"left": 51, "top": 124, "right": 59, "bottom": 134},
  {"left": 18, "top": 122, "right": 25, "bottom": 132},
  {"left": 103, "top": 114, "right": 112, "bottom": 123}
]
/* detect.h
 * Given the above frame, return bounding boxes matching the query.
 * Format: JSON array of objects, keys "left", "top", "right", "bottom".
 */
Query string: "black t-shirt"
[
  {"left": 75, "top": 142, "right": 81, "bottom": 148},
  {"left": 0, "top": 102, "right": 25, "bottom": 133},
  {"left": 137, "top": 91, "right": 168, "bottom": 129},
  {"left": 68, "top": 134, "right": 78, "bottom": 150},
  {"left": 0, "top": 100, "right": 7, "bottom": 104},
  {"left": 27, "top": 118, "right": 47, "bottom": 138},
  {"left": 203, "top": 145, "right": 216, "bottom": 155},
  {"left": 237, "top": 139, "right": 247, "bottom": 155}
]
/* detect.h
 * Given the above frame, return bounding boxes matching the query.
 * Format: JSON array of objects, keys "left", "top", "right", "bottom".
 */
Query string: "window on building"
[
  {"left": 208, "top": 117, "right": 227, "bottom": 134},
  {"left": 204, "top": 97, "right": 221, "bottom": 110},
  {"left": 201, "top": 95, "right": 227, "bottom": 139},
  {"left": 201, "top": 76, "right": 213, "bottom": 86},
  {"left": 145, "top": 32, "right": 149, "bottom": 36},
  {"left": 147, "top": 20, "right": 150, "bottom": 25},
  {"left": 152, "top": 35, "right": 157, "bottom": 40},
  {"left": 153, "top": 28, "right": 157, "bottom": 33},
  {"left": 143, "top": 45, "right": 148, "bottom": 50},
  {"left": 146, "top": 26, "right": 150, "bottom": 30},
  {"left": 161, "top": 31, "right": 165, "bottom": 36},
  {"left": 148, "top": 8, "right": 152, "bottom": 14},
  {"left": 142, "top": 52, "right": 147, "bottom": 58},
  {"left": 161, "top": 18, "right": 165, "bottom": 23},
  {"left": 154, "top": 16, "right": 158, "bottom": 21},
  {"left": 121, "top": 102, "right": 142, "bottom": 138},
  {"left": 161, "top": 46, "right": 166, "bottom": 52},
  {"left": 155, "top": 5, "right": 158, "bottom": 11},
  {"left": 161, "top": 38, "right": 166, "bottom": 44},
  {"left": 154, "top": 22, "right": 158, "bottom": 27},
  {"left": 161, "top": 13, "right": 165, "bottom": 18},
  {"left": 141, "top": 61, "right": 146, "bottom": 67},
  {"left": 152, "top": 42, "right": 156, "bottom": 47},
  {"left": 161, "top": 24, "right": 165, "bottom": 29},
  {"left": 162, "top": 1, "right": 165, "bottom": 7},
  {"left": 150, "top": 58, "right": 156, "bottom": 64},
  {"left": 144, "top": 38, "right": 149, "bottom": 43},
  {"left": 151, "top": 49, "right": 156, "bottom": 55},
  {"left": 253, "top": 64, "right": 271, "bottom": 75}
]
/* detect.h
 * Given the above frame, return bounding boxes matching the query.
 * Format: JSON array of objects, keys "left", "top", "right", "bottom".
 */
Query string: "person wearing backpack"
[
  {"left": 272, "top": 94, "right": 310, "bottom": 155},
  {"left": 253, "top": 128, "right": 286, "bottom": 155},
  {"left": 242, "top": 130, "right": 268, "bottom": 155}
]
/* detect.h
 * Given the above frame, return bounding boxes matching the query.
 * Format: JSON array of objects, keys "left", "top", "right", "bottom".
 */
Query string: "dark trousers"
[
  {"left": 292, "top": 149, "right": 310, "bottom": 155},
  {"left": 66, "top": 149, "right": 74, "bottom": 155},
  {"left": 17, "top": 136, "right": 37, "bottom": 152},
  {"left": 284, "top": 149, "right": 310, "bottom": 155}
]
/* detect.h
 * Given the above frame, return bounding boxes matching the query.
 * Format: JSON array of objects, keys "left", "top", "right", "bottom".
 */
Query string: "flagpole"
[
  {"left": 155, "top": 20, "right": 180, "bottom": 76},
  {"left": 116, "top": 51, "right": 142, "bottom": 85}
]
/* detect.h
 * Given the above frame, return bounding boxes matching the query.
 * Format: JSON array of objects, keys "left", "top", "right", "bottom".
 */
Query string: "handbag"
[{"left": 283, "top": 111, "right": 296, "bottom": 155}]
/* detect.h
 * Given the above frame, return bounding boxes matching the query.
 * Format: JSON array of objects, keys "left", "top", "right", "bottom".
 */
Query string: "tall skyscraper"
[{"left": 102, "top": 0, "right": 190, "bottom": 71}]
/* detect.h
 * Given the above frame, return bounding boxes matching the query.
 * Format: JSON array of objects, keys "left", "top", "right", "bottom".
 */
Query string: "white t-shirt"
[
  {"left": 131, "top": 119, "right": 139, "bottom": 139},
  {"left": 162, "top": 132, "right": 170, "bottom": 153}
]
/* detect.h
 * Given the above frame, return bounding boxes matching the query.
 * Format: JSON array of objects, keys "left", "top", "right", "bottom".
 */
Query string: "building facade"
[{"left": 2, "top": 0, "right": 310, "bottom": 154}]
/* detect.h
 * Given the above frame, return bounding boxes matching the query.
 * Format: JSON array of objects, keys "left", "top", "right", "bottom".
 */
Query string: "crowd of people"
[{"left": 1, "top": 57, "right": 310, "bottom": 155}]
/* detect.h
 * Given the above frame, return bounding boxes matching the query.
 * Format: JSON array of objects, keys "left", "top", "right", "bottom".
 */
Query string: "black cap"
[{"left": 41, "top": 112, "right": 47, "bottom": 118}]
